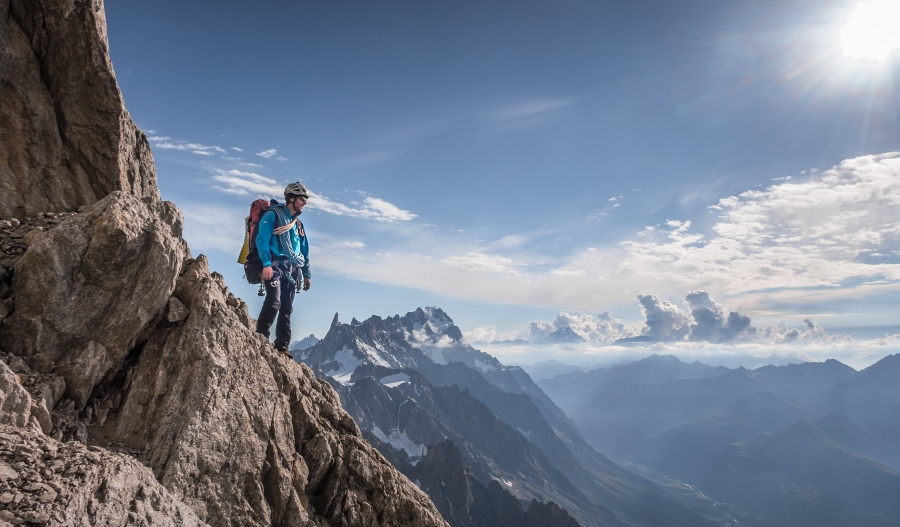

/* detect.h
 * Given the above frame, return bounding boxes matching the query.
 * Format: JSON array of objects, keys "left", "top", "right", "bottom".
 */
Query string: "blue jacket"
[{"left": 255, "top": 203, "right": 310, "bottom": 278}]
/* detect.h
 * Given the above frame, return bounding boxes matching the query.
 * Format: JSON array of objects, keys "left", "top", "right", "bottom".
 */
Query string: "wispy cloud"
[
  {"left": 210, "top": 171, "right": 416, "bottom": 223},
  {"left": 153, "top": 140, "right": 226, "bottom": 155},
  {"left": 211, "top": 169, "right": 283, "bottom": 196},
  {"left": 310, "top": 195, "right": 416, "bottom": 222},
  {"left": 489, "top": 98, "right": 575, "bottom": 122},
  {"left": 314, "top": 152, "right": 900, "bottom": 317},
  {"left": 256, "top": 148, "right": 277, "bottom": 158}
]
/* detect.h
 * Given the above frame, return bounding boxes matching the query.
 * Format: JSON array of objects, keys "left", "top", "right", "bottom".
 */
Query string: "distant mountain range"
[
  {"left": 297, "top": 308, "right": 726, "bottom": 527},
  {"left": 539, "top": 353, "right": 900, "bottom": 527}
]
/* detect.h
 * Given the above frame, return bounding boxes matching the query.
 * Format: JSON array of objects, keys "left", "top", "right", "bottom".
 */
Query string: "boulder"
[
  {"left": 0, "top": 192, "right": 189, "bottom": 410},
  {"left": 0, "top": 0, "right": 158, "bottom": 219}
]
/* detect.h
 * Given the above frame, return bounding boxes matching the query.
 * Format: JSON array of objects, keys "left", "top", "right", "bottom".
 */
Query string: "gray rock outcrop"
[
  {"left": 87, "top": 254, "right": 445, "bottom": 526},
  {"left": 0, "top": 192, "right": 188, "bottom": 412},
  {"left": 0, "top": 0, "right": 158, "bottom": 219},
  {"left": 0, "top": 359, "right": 208, "bottom": 526}
]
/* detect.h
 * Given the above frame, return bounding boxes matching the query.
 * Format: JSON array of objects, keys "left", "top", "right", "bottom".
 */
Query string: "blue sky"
[{"left": 106, "top": 0, "right": 900, "bottom": 367}]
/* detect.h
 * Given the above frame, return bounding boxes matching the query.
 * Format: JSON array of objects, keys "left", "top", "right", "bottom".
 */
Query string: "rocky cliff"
[
  {"left": 0, "top": 0, "right": 448, "bottom": 525},
  {"left": 0, "top": 0, "right": 158, "bottom": 219}
]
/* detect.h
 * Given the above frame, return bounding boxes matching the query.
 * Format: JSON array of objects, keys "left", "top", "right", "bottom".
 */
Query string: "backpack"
[{"left": 238, "top": 199, "right": 275, "bottom": 284}]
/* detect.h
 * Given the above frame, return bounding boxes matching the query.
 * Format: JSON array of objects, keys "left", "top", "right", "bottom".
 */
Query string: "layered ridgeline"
[
  {"left": 539, "top": 354, "right": 900, "bottom": 527},
  {"left": 0, "top": 1, "right": 446, "bottom": 525},
  {"left": 296, "top": 308, "right": 726, "bottom": 527}
]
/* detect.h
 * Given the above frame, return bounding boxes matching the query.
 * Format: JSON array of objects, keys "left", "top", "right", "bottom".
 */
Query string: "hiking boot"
[{"left": 276, "top": 348, "right": 293, "bottom": 360}]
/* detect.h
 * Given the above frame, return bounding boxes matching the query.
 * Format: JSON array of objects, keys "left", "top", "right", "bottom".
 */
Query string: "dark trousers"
[{"left": 255, "top": 264, "right": 297, "bottom": 350}]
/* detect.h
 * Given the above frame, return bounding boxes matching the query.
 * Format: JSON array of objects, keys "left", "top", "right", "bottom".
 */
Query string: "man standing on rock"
[{"left": 255, "top": 182, "right": 311, "bottom": 356}]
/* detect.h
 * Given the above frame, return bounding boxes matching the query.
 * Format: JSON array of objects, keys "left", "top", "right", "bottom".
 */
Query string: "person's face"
[{"left": 289, "top": 195, "right": 307, "bottom": 215}]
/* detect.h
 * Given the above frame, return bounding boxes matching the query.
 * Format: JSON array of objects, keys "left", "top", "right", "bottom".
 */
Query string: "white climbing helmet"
[{"left": 284, "top": 182, "right": 309, "bottom": 199}]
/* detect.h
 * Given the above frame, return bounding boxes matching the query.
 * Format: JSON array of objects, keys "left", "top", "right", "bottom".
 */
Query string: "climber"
[{"left": 255, "top": 182, "right": 311, "bottom": 357}]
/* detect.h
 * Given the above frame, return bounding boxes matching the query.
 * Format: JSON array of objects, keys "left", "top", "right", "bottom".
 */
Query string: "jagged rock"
[
  {"left": 165, "top": 296, "right": 189, "bottom": 323},
  {"left": 0, "top": 361, "right": 31, "bottom": 428},
  {"left": 89, "top": 254, "right": 447, "bottom": 527},
  {"left": 0, "top": 424, "right": 207, "bottom": 526},
  {"left": 0, "top": 192, "right": 189, "bottom": 410},
  {"left": 0, "top": 209, "right": 446, "bottom": 525},
  {"left": 0, "top": 0, "right": 159, "bottom": 219}
]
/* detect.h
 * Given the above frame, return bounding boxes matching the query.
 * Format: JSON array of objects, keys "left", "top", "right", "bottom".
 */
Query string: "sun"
[{"left": 839, "top": 0, "right": 900, "bottom": 62}]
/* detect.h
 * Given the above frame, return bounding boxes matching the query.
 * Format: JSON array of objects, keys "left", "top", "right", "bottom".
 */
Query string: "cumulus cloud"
[
  {"left": 474, "top": 291, "right": 848, "bottom": 347},
  {"left": 684, "top": 291, "right": 751, "bottom": 343},
  {"left": 527, "top": 311, "right": 638, "bottom": 344},
  {"left": 638, "top": 294, "right": 694, "bottom": 341}
]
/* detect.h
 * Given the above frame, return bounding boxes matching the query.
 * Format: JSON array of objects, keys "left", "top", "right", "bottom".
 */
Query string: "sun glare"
[{"left": 839, "top": 0, "right": 900, "bottom": 62}]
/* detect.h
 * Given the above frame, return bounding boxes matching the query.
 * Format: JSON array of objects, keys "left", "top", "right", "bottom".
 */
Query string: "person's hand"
[
  {"left": 303, "top": 277, "right": 311, "bottom": 291},
  {"left": 261, "top": 266, "right": 273, "bottom": 281}
]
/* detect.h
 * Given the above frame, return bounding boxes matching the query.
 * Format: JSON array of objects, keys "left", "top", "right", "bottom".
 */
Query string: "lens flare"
[{"left": 839, "top": 0, "right": 900, "bottom": 62}]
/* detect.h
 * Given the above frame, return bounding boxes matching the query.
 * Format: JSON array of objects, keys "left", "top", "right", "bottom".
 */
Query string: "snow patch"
[
  {"left": 423, "top": 307, "right": 453, "bottom": 334},
  {"left": 356, "top": 339, "right": 392, "bottom": 368},
  {"left": 379, "top": 373, "right": 411, "bottom": 388},
  {"left": 330, "top": 346, "right": 363, "bottom": 384},
  {"left": 372, "top": 426, "right": 427, "bottom": 458},
  {"left": 473, "top": 358, "right": 496, "bottom": 373}
]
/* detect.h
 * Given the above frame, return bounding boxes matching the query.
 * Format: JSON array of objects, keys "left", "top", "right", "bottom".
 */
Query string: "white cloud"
[
  {"left": 526, "top": 311, "right": 639, "bottom": 344},
  {"left": 481, "top": 292, "right": 784, "bottom": 345},
  {"left": 623, "top": 152, "right": 900, "bottom": 297},
  {"left": 152, "top": 141, "right": 226, "bottom": 155},
  {"left": 464, "top": 325, "right": 523, "bottom": 344},
  {"left": 207, "top": 169, "right": 415, "bottom": 222},
  {"left": 211, "top": 169, "right": 283, "bottom": 196},
  {"left": 232, "top": 147, "right": 243, "bottom": 152},
  {"left": 313, "top": 152, "right": 900, "bottom": 319},
  {"left": 308, "top": 194, "right": 416, "bottom": 223},
  {"left": 256, "top": 149, "right": 277, "bottom": 158}
]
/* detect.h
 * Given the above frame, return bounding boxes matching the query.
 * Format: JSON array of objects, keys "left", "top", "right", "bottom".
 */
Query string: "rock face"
[
  {"left": 0, "top": 0, "right": 158, "bottom": 219},
  {"left": 0, "top": 196, "right": 447, "bottom": 527},
  {"left": 0, "top": 192, "right": 188, "bottom": 412},
  {"left": 86, "top": 254, "right": 446, "bottom": 526},
  {"left": 0, "top": 359, "right": 207, "bottom": 526}
]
